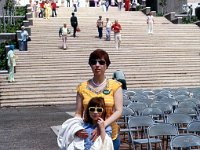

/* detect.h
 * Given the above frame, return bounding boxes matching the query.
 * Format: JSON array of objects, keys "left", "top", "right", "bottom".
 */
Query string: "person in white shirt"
[
  {"left": 59, "top": 23, "right": 68, "bottom": 49},
  {"left": 147, "top": 12, "right": 154, "bottom": 34},
  {"left": 20, "top": 26, "right": 29, "bottom": 51},
  {"left": 105, "top": 18, "right": 112, "bottom": 41},
  {"left": 7, "top": 45, "right": 16, "bottom": 82}
]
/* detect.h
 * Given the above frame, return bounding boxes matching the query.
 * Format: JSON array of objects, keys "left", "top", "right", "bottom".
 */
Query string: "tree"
[{"left": 159, "top": 0, "right": 167, "bottom": 15}]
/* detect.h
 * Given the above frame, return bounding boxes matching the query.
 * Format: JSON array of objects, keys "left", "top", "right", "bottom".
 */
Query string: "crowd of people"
[{"left": 30, "top": 0, "right": 57, "bottom": 19}]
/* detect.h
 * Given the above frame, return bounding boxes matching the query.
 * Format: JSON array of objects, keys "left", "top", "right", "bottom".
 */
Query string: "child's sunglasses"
[{"left": 89, "top": 107, "right": 104, "bottom": 113}]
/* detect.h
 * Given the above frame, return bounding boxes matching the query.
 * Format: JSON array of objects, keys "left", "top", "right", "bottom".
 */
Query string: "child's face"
[{"left": 89, "top": 107, "right": 103, "bottom": 121}]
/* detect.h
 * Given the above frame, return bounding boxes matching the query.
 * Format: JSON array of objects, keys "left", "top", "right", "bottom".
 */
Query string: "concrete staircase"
[{"left": 0, "top": 7, "right": 200, "bottom": 107}]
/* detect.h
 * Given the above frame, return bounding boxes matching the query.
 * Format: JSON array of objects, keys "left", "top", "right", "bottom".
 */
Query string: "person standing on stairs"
[
  {"left": 70, "top": 12, "right": 78, "bottom": 37},
  {"left": 111, "top": 20, "right": 122, "bottom": 49},
  {"left": 74, "top": 49, "right": 123, "bottom": 150},
  {"left": 19, "top": 26, "right": 29, "bottom": 51},
  {"left": 105, "top": 17, "right": 112, "bottom": 41},
  {"left": 59, "top": 23, "right": 68, "bottom": 50},
  {"left": 96, "top": 16, "right": 103, "bottom": 39},
  {"left": 147, "top": 12, "right": 154, "bottom": 34},
  {"left": 7, "top": 45, "right": 16, "bottom": 83}
]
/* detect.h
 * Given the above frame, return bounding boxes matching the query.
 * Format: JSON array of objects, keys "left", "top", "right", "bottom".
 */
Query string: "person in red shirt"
[
  {"left": 39, "top": 0, "right": 45, "bottom": 18},
  {"left": 111, "top": 20, "right": 122, "bottom": 49},
  {"left": 51, "top": 1, "right": 57, "bottom": 17}
]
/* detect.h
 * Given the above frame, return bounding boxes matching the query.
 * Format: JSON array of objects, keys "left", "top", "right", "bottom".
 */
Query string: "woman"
[
  {"left": 75, "top": 49, "right": 123, "bottom": 150},
  {"left": 147, "top": 12, "right": 154, "bottom": 34},
  {"left": 7, "top": 45, "right": 16, "bottom": 82}
]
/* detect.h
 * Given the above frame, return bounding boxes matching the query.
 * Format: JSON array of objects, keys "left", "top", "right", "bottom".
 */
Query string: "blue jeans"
[
  {"left": 20, "top": 41, "right": 27, "bottom": 51},
  {"left": 98, "top": 27, "right": 103, "bottom": 39},
  {"left": 113, "top": 134, "right": 120, "bottom": 150},
  {"left": 106, "top": 27, "right": 111, "bottom": 40}
]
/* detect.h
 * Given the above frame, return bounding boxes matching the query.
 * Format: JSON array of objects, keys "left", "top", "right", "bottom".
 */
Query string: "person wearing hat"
[
  {"left": 7, "top": 45, "right": 16, "bottom": 82},
  {"left": 20, "top": 26, "right": 29, "bottom": 51}
]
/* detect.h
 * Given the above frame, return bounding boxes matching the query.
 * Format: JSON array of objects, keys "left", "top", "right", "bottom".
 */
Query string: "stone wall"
[{"left": 146, "top": 0, "right": 187, "bottom": 14}]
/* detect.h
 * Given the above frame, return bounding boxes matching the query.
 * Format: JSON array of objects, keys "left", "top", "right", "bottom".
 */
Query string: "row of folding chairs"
[
  {"left": 125, "top": 116, "right": 200, "bottom": 150},
  {"left": 122, "top": 102, "right": 199, "bottom": 121},
  {"left": 123, "top": 88, "right": 200, "bottom": 105}
]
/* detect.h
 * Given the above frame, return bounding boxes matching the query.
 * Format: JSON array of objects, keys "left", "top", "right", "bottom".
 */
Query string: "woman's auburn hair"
[
  {"left": 84, "top": 97, "right": 107, "bottom": 124},
  {"left": 88, "top": 49, "right": 111, "bottom": 67}
]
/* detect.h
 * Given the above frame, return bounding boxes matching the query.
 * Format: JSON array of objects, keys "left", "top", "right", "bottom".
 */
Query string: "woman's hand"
[{"left": 75, "top": 129, "right": 88, "bottom": 139}]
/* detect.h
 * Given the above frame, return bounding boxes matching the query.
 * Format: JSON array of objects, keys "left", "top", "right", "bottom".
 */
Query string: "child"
[
  {"left": 83, "top": 97, "right": 113, "bottom": 149},
  {"left": 57, "top": 97, "right": 114, "bottom": 150}
]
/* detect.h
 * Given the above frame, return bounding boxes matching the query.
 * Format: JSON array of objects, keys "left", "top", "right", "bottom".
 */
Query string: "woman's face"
[
  {"left": 89, "top": 107, "right": 103, "bottom": 121},
  {"left": 90, "top": 58, "right": 107, "bottom": 76}
]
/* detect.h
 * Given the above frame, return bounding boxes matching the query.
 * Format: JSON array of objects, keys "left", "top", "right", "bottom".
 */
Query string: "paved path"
[
  {"left": 0, "top": 105, "right": 75, "bottom": 150},
  {"left": 0, "top": 105, "right": 130, "bottom": 150}
]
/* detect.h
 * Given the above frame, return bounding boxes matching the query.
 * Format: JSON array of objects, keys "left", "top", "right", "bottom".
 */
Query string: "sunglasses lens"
[
  {"left": 97, "top": 108, "right": 103, "bottom": 112},
  {"left": 98, "top": 60, "right": 106, "bottom": 65},
  {"left": 90, "top": 59, "right": 97, "bottom": 65},
  {"left": 89, "top": 107, "right": 95, "bottom": 112}
]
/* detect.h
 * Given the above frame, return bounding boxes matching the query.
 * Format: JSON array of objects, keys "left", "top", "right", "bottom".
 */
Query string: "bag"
[
  {"left": 76, "top": 27, "right": 81, "bottom": 32},
  {"left": 67, "top": 28, "right": 71, "bottom": 34},
  {"left": 27, "top": 37, "right": 31, "bottom": 41}
]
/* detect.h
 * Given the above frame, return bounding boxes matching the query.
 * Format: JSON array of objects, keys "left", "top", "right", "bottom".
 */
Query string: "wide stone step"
[{"left": 1, "top": 7, "right": 200, "bottom": 107}]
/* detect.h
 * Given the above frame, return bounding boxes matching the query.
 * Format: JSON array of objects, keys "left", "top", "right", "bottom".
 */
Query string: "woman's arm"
[
  {"left": 104, "top": 87, "right": 123, "bottom": 127},
  {"left": 75, "top": 92, "right": 83, "bottom": 118},
  {"left": 74, "top": 92, "right": 89, "bottom": 139}
]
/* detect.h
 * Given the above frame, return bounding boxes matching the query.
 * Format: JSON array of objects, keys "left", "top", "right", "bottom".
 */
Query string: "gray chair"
[
  {"left": 128, "top": 116, "right": 156, "bottom": 150},
  {"left": 174, "top": 94, "right": 189, "bottom": 103},
  {"left": 170, "top": 134, "right": 200, "bottom": 150},
  {"left": 118, "top": 107, "right": 135, "bottom": 146},
  {"left": 187, "top": 121, "right": 200, "bottom": 135},
  {"left": 167, "top": 113, "right": 193, "bottom": 133},
  {"left": 127, "top": 102, "right": 148, "bottom": 116},
  {"left": 147, "top": 123, "right": 178, "bottom": 150},
  {"left": 123, "top": 98, "right": 132, "bottom": 107},
  {"left": 151, "top": 102, "right": 173, "bottom": 122},
  {"left": 174, "top": 107, "right": 198, "bottom": 119},
  {"left": 142, "top": 107, "right": 164, "bottom": 123},
  {"left": 118, "top": 107, "right": 135, "bottom": 127},
  {"left": 124, "top": 90, "right": 136, "bottom": 100}
]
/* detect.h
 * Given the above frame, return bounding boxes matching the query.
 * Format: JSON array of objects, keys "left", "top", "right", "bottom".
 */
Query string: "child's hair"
[{"left": 84, "top": 97, "right": 106, "bottom": 124}]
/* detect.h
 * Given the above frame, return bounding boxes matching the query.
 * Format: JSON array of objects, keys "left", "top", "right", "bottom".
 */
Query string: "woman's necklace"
[{"left": 91, "top": 77, "right": 107, "bottom": 87}]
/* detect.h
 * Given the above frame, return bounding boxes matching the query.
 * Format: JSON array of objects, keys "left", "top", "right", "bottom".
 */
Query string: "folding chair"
[
  {"left": 142, "top": 107, "right": 164, "bottom": 123},
  {"left": 151, "top": 102, "right": 173, "bottom": 122},
  {"left": 174, "top": 107, "right": 198, "bottom": 119},
  {"left": 127, "top": 102, "right": 148, "bottom": 116},
  {"left": 167, "top": 113, "right": 193, "bottom": 133},
  {"left": 147, "top": 123, "right": 178, "bottom": 150},
  {"left": 170, "top": 134, "right": 200, "bottom": 150},
  {"left": 128, "top": 116, "right": 157, "bottom": 150},
  {"left": 187, "top": 121, "right": 200, "bottom": 135}
]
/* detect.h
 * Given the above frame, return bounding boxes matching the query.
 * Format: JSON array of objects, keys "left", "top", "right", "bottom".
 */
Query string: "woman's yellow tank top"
[{"left": 77, "top": 79, "right": 122, "bottom": 140}]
